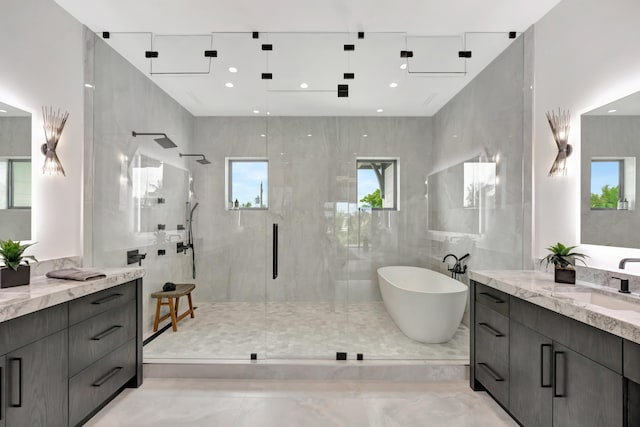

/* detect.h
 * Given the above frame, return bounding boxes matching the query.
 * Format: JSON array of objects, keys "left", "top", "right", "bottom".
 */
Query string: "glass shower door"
[{"left": 264, "top": 33, "right": 353, "bottom": 359}]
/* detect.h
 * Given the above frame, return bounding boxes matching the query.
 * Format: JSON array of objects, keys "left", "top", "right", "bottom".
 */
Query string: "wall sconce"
[
  {"left": 546, "top": 109, "right": 572, "bottom": 177},
  {"left": 41, "top": 107, "right": 69, "bottom": 176}
]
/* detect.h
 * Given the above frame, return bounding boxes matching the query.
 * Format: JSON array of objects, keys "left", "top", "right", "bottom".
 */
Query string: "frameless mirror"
[
  {"left": 582, "top": 91, "right": 640, "bottom": 247},
  {"left": 427, "top": 156, "right": 496, "bottom": 234},
  {"left": 131, "top": 154, "right": 190, "bottom": 238},
  {"left": 0, "top": 101, "right": 31, "bottom": 241}
]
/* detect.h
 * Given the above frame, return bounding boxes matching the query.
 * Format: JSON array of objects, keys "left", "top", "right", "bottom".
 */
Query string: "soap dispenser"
[{"left": 234, "top": 199, "right": 239, "bottom": 209}]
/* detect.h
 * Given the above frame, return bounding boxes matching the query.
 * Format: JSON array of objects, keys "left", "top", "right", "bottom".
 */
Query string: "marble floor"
[
  {"left": 86, "top": 379, "right": 516, "bottom": 426},
  {"left": 144, "top": 302, "right": 469, "bottom": 361}
]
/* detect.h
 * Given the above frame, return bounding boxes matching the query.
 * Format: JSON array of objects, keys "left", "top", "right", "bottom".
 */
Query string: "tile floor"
[
  {"left": 86, "top": 379, "right": 517, "bottom": 427},
  {"left": 144, "top": 302, "right": 469, "bottom": 361}
]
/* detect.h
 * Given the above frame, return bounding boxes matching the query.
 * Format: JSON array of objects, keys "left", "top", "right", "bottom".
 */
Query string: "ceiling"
[
  {"left": 585, "top": 90, "right": 640, "bottom": 116},
  {"left": 0, "top": 101, "right": 31, "bottom": 117},
  {"left": 55, "top": 0, "right": 562, "bottom": 117}
]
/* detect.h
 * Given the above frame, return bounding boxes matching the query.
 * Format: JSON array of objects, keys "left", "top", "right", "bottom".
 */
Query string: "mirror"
[
  {"left": 428, "top": 156, "right": 497, "bottom": 234},
  {"left": 131, "top": 154, "right": 190, "bottom": 239},
  {"left": 582, "top": 91, "right": 640, "bottom": 248},
  {"left": 0, "top": 101, "right": 31, "bottom": 241}
]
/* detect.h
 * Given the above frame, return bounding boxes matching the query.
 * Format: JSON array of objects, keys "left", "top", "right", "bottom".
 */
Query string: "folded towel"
[{"left": 46, "top": 268, "right": 107, "bottom": 281}]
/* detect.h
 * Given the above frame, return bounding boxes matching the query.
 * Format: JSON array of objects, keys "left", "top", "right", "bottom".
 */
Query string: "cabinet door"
[
  {"left": 553, "top": 343, "right": 622, "bottom": 427},
  {"left": 6, "top": 330, "right": 68, "bottom": 427},
  {"left": 509, "top": 320, "right": 553, "bottom": 427}
]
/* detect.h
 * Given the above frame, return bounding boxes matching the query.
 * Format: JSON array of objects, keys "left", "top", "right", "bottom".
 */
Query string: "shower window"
[
  {"left": 227, "top": 158, "right": 268, "bottom": 209},
  {"left": 0, "top": 159, "right": 31, "bottom": 209},
  {"left": 356, "top": 159, "right": 398, "bottom": 210}
]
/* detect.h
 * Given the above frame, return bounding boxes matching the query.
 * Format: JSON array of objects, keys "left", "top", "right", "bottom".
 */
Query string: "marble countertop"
[
  {"left": 0, "top": 267, "right": 144, "bottom": 322},
  {"left": 469, "top": 270, "right": 640, "bottom": 344}
]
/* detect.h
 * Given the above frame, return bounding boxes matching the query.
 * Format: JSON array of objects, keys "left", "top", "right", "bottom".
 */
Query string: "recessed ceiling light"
[
  {"left": 84, "top": 83, "right": 94, "bottom": 88},
  {"left": 228, "top": 67, "right": 238, "bottom": 73},
  {"left": 608, "top": 109, "right": 617, "bottom": 113},
  {"left": 260, "top": 134, "right": 266, "bottom": 137},
  {"left": 300, "top": 82, "right": 309, "bottom": 89},
  {"left": 400, "top": 63, "right": 407, "bottom": 70},
  {"left": 376, "top": 108, "right": 384, "bottom": 113},
  {"left": 253, "top": 109, "right": 260, "bottom": 114},
  {"left": 389, "top": 82, "right": 398, "bottom": 88},
  {"left": 0, "top": 110, "right": 6, "bottom": 113},
  {"left": 307, "top": 134, "right": 312, "bottom": 137},
  {"left": 225, "top": 82, "right": 234, "bottom": 88},
  {"left": 362, "top": 134, "right": 368, "bottom": 138},
  {"left": 267, "top": 112, "right": 271, "bottom": 115}
]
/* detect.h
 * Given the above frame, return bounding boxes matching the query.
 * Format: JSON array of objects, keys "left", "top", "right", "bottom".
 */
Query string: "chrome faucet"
[
  {"left": 618, "top": 258, "right": 640, "bottom": 269},
  {"left": 443, "top": 253, "right": 470, "bottom": 278}
]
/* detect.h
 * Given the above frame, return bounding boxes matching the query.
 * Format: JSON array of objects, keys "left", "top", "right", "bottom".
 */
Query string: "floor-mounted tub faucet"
[{"left": 443, "top": 253, "right": 470, "bottom": 278}]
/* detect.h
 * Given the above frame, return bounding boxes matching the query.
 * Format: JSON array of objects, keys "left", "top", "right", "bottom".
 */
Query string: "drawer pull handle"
[
  {"left": 541, "top": 344, "right": 553, "bottom": 388},
  {"left": 9, "top": 358, "right": 22, "bottom": 408},
  {"left": 553, "top": 351, "right": 566, "bottom": 398},
  {"left": 93, "top": 367, "right": 123, "bottom": 387},
  {"left": 478, "top": 322, "right": 504, "bottom": 337},
  {"left": 92, "top": 325, "right": 123, "bottom": 341},
  {"left": 478, "top": 362, "right": 504, "bottom": 382},
  {"left": 91, "top": 293, "right": 123, "bottom": 305},
  {"left": 479, "top": 292, "right": 504, "bottom": 304}
]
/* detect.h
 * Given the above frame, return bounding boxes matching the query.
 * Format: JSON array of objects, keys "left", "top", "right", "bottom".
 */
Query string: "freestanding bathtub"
[{"left": 377, "top": 266, "right": 468, "bottom": 343}]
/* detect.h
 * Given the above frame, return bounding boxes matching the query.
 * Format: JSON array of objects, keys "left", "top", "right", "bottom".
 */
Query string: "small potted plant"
[
  {"left": 0, "top": 240, "right": 37, "bottom": 288},
  {"left": 541, "top": 242, "right": 588, "bottom": 284}
]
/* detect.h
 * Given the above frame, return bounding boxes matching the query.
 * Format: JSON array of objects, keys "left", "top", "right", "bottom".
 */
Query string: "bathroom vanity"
[
  {"left": 470, "top": 270, "right": 640, "bottom": 427},
  {"left": 0, "top": 268, "right": 144, "bottom": 427}
]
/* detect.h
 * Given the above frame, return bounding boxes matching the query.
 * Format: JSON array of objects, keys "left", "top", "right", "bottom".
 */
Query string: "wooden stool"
[{"left": 151, "top": 283, "right": 196, "bottom": 332}]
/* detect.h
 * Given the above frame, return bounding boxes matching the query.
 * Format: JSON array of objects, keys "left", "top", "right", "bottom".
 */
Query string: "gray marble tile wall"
[
  {"left": 85, "top": 31, "right": 196, "bottom": 333},
  {"left": 428, "top": 32, "right": 533, "bottom": 276},
  {"left": 191, "top": 116, "right": 431, "bottom": 303}
]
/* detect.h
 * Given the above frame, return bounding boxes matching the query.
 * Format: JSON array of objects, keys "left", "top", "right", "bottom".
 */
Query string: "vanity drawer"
[
  {"left": 475, "top": 304, "right": 509, "bottom": 364},
  {"left": 69, "top": 339, "right": 136, "bottom": 427},
  {"left": 475, "top": 282, "right": 510, "bottom": 316},
  {"left": 69, "top": 300, "right": 136, "bottom": 376},
  {"left": 69, "top": 281, "right": 136, "bottom": 325},
  {"left": 0, "top": 302, "right": 67, "bottom": 355},
  {"left": 475, "top": 359, "right": 509, "bottom": 408},
  {"left": 624, "top": 340, "right": 640, "bottom": 383}
]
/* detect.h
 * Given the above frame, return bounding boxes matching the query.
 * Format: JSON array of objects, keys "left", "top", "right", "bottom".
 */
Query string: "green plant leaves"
[
  {"left": 0, "top": 240, "right": 37, "bottom": 271},
  {"left": 541, "top": 242, "right": 588, "bottom": 269}
]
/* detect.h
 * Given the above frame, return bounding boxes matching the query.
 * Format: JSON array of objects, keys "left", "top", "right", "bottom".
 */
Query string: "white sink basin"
[{"left": 555, "top": 291, "right": 640, "bottom": 312}]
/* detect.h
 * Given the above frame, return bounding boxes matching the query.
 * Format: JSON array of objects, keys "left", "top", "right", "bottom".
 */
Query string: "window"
[
  {"left": 590, "top": 158, "right": 638, "bottom": 210},
  {"left": 0, "top": 159, "right": 31, "bottom": 209},
  {"left": 227, "top": 159, "right": 268, "bottom": 209},
  {"left": 357, "top": 159, "right": 397, "bottom": 210}
]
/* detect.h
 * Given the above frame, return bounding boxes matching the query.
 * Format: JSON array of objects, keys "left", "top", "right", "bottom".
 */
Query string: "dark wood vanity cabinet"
[
  {"left": 0, "top": 279, "right": 142, "bottom": 426},
  {"left": 471, "top": 280, "right": 628, "bottom": 426}
]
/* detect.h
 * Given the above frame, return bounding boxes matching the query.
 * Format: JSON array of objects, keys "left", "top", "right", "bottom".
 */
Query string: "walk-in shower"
[{"left": 90, "top": 29, "right": 527, "bottom": 364}]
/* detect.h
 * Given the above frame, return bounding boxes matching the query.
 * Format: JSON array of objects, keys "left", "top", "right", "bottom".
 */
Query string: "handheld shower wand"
[{"left": 188, "top": 202, "right": 199, "bottom": 279}]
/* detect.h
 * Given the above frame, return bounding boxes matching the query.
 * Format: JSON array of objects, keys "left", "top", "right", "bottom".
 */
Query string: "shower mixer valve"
[{"left": 442, "top": 253, "right": 470, "bottom": 278}]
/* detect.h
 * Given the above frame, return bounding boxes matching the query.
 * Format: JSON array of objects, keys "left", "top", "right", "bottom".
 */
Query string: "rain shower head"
[
  {"left": 180, "top": 153, "right": 211, "bottom": 165},
  {"left": 131, "top": 131, "right": 178, "bottom": 149}
]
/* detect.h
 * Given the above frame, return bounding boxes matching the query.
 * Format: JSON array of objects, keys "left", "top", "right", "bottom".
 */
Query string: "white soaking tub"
[{"left": 377, "top": 266, "right": 468, "bottom": 343}]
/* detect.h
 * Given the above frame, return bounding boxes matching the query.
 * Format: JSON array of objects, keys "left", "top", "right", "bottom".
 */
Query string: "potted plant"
[
  {"left": 541, "top": 242, "right": 588, "bottom": 284},
  {"left": 0, "top": 240, "right": 37, "bottom": 288}
]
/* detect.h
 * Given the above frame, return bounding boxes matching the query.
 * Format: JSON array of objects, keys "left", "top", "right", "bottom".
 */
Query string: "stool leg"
[
  {"left": 187, "top": 292, "right": 195, "bottom": 318},
  {"left": 153, "top": 298, "right": 162, "bottom": 332},
  {"left": 175, "top": 296, "right": 180, "bottom": 317},
  {"left": 168, "top": 297, "right": 178, "bottom": 332}
]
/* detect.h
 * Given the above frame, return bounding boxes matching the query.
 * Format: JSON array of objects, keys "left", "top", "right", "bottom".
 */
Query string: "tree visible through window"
[
  {"left": 357, "top": 159, "right": 397, "bottom": 210},
  {"left": 591, "top": 160, "right": 622, "bottom": 209}
]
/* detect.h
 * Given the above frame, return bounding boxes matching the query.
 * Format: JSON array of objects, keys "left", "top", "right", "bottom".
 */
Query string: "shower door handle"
[{"left": 273, "top": 223, "right": 278, "bottom": 279}]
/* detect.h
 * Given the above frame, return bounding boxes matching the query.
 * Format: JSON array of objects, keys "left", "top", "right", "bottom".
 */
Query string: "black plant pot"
[
  {"left": 554, "top": 267, "right": 576, "bottom": 285},
  {"left": 0, "top": 265, "right": 31, "bottom": 288}
]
